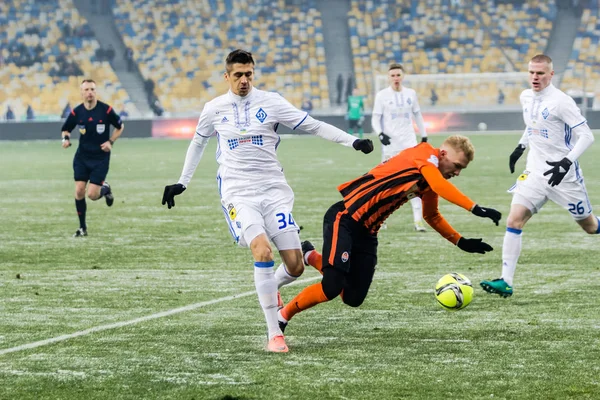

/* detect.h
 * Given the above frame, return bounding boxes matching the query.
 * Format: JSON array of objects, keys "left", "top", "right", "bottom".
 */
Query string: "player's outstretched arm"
[
  {"left": 421, "top": 165, "right": 501, "bottom": 225},
  {"left": 421, "top": 191, "right": 493, "bottom": 255}
]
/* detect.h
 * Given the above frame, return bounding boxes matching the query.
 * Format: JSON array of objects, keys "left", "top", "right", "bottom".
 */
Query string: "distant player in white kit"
[
  {"left": 481, "top": 54, "right": 598, "bottom": 297},
  {"left": 372, "top": 63, "right": 428, "bottom": 231},
  {"left": 161, "top": 50, "right": 374, "bottom": 352}
]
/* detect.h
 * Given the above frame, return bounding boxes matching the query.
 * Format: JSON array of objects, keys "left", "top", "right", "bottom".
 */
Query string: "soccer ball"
[
  {"left": 477, "top": 122, "right": 488, "bottom": 131},
  {"left": 435, "top": 273, "right": 473, "bottom": 310}
]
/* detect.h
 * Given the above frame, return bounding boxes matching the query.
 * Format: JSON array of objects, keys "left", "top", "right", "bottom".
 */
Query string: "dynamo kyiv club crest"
[
  {"left": 542, "top": 107, "right": 549, "bottom": 119},
  {"left": 256, "top": 108, "right": 267, "bottom": 123}
]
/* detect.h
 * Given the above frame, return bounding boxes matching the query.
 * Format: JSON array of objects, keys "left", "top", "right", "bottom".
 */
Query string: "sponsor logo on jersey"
[
  {"left": 427, "top": 155, "right": 439, "bottom": 167},
  {"left": 97, "top": 124, "right": 105, "bottom": 133},
  {"left": 78, "top": 125, "right": 86, "bottom": 134},
  {"left": 256, "top": 108, "right": 267, "bottom": 123},
  {"left": 341, "top": 251, "right": 349, "bottom": 263},
  {"left": 541, "top": 107, "right": 549, "bottom": 119},
  {"left": 227, "top": 203, "right": 237, "bottom": 220},
  {"left": 407, "top": 98, "right": 412, "bottom": 105},
  {"left": 527, "top": 127, "right": 548, "bottom": 138},
  {"left": 221, "top": 116, "right": 229, "bottom": 123},
  {"left": 227, "top": 135, "right": 264, "bottom": 150}
]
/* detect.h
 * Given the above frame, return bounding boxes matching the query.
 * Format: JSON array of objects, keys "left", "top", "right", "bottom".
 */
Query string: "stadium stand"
[
  {"left": 561, "top": 3, "right": 600, "bottom": 107},
  {"left": 0, "top": 0, "right": 137, "bottom": 120},
  {"left": 348, "top": 0, "right": 556, "bottom": 108},
  {"left": 113, "top": 0, "right": 329, "bottom": 114}
]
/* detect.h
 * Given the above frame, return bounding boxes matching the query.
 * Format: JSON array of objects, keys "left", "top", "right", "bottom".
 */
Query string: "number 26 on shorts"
[
  {"left": 276, "top": 212, "right": 296, "bottom": 230},
  {"left": 567, "top": 201, "right": 585, "bottom": 215}
]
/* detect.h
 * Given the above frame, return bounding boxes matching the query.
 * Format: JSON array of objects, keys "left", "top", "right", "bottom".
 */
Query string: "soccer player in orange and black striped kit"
[{"left": 278, "top": 135, "right": 502, "bottom": 336}]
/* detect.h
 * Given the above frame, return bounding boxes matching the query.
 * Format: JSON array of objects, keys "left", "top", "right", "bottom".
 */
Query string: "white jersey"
[
  {"left": 520, "top": 84, "right": 587, "bottom": 181},
  {"left": 372, "top": 86, "right": 421, "bottom": 141},
  {"left": 177, "top": 88, "right": 357, "bottom": 195}
]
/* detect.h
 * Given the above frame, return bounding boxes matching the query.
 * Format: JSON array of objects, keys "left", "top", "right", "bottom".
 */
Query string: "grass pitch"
[{"left": 1, "top": 133, "right": 599, "bottom": 399}]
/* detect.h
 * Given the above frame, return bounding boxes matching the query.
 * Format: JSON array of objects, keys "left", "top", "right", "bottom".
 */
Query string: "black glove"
[
  {"left": 471, "top": 204, "right": 502, "bottom": 226},
  {"left": 162, "top": 183, "right": 186, "bottom": 209},
  {"left": 378, "top": 132, "right": 391, "bottom": 146},
  {"left": 509, "top": 144, "right": 526, "bottom": 174},
  {"left": 352, "top": 139, "right": 374, "bottom": 154},
  {"left": 543, "top": 157, "right": 572, "bottom": 187},
  {"left": 457, "top": 237, "right": 493, "bottom": 254},
  {"left": 421, "top": 136, "right": 428, "bottom": 143}
]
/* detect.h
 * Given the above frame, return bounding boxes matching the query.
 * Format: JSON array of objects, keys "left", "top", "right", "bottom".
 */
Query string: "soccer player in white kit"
[
  {"left": 161, "top": 50, "right": 374, "bottom": 352},
  {"left": 481, "top": 54, "right": 598, "bottom": 297},
  {"left": 372, "top": 63, "right": 428, "bottom": 232}
]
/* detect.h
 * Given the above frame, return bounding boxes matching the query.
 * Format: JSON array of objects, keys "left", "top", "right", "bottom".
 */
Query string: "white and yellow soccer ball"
[{"left": 435, "top": 273, "right": 473, "bottom": 310}]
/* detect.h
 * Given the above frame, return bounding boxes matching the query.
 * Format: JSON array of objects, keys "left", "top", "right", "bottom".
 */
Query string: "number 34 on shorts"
[{"left": 275, "top": 212, "right": 296, "bottom": 230}]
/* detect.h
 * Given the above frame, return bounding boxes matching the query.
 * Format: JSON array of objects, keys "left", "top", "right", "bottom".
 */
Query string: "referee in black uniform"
[{"left": 61, "top": 79, "right": 124, "bottom": 237}]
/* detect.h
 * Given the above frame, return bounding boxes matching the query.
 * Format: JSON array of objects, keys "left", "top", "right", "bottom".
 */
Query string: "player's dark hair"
[
  {"left": 81, "top": 79, "right": 96, "bottom": 85},
  {"left": 388, "top": 63, "right": 404, "bottom": 72},
  {"left": 225, "top": 49, "right": 255, "bottom": 72}
]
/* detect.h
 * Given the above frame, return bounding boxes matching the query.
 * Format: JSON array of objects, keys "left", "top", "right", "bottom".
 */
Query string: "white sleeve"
[
  {"left": 195, "top": 104, "right": 214, "bottom": 138},
  {"left": 371, "top": 91, "right": 383, "bottom": 134},
  {"left": 295, "top": 113, "right": 356, "bottom": 147},
  {"left": 312, "top": 122, "right": 357, "bottom": 147},
  {"left": 274, "top": 93, "right": 313, "bottom": 130},
  {"left": 413, "top": 111, "right": 427, "bottom": 138},
  {"left": 566, "top": 123, "right": 594, "bottom": 162},
  {"left": 558, "top": 95, "right": 587, "bottom": 129},
  {"left": 177, "top": 134, "right": 210, "bottom": 187},
  {"left": 518, "top": 128, "right": 529, "bottom": 147},
  {"left": 177, "top": 105, "right": 214, "bottom": 187},
  {"left": 273, "top": 93, "right": 356, "bottom": 147}
]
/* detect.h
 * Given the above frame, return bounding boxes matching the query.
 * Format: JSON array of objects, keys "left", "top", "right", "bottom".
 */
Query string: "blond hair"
[
  {"left": 443, "top": 135, "right": 475, "bottom": 162},
  {"left": 530, "top": 54, "right": 553, "bottom": 71}
]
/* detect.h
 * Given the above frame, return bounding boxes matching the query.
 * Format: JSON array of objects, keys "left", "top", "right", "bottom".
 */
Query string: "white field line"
[{"left": 0, "top": 276, "right": 321, "bottom": 357}]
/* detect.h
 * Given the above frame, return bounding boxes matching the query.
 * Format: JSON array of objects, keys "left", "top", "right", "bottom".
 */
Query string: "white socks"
[
  {"left": 501, "top": 228, "right": 522, "bottom": 286},
  {"left": 254, "top": 262, "right": 281, "bottom": 339},
  {"left": 410, "top": 197, "right": 423, "bottom": 223},
  {"left": 274, "top": 262, "right": 298, "bottom": 289}
]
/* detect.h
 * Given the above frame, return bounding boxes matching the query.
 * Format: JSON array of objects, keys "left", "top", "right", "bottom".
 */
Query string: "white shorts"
[
  {"left": 508, "top": 172, "right": 593, "bottom": 220},
  {"left": 382, "top": 136, "right": 418, "bottom": 161},
  {"left": 220, "top": 181, "right": 301, "bottom": 247}
]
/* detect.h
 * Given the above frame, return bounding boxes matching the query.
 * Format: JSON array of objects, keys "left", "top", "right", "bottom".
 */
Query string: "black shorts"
[
  {"left": 348, "top": 118, "right": 363, "bottom": 130},
  {"left": 73, "top": 153, "right": 110, "bottom": 185},
  {"left": 321, "top": 201, "right": 378, "bottom": 274}
]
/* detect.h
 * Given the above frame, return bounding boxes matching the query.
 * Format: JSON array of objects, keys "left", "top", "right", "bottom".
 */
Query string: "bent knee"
[
  {"left": 322, "top": 267, "right": 345, "bottom": 300},
  {"left": 250, "top": 242, "right": 274, "bottom": 262},
  {"left": 506, "top": 215, "right": 526, "bottom": 230},
  {"left": 342, "top": 296, "right": 365, "bottom": 308},
  {"left": 286, "top": 263, "right": 304, "bottom": 277}
]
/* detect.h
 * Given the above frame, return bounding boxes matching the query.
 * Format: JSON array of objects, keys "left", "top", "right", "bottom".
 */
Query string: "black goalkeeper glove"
[
  {"left": 457, "top": 237, "right": 493, "bottom": 254},
  {"left": 471, "top": 204, "right": 502, "bottom": 226},
  {"left": 353, "top": 139, "right": 374, "bottom": 154},
  {"left": 162, "top": 183, "right": 186, "bottom": 209},
  {"left": 378, "top": 132, "right": 391, "bottom": 146},
  {"left": 543, "top": 157, "right": 572, "bottom": 187},
  {"left": 509, "top": 144, "right": 526, "bottom": 174},
  {"left": 421, "top": 136, "right": 428, "bottom": 143}
]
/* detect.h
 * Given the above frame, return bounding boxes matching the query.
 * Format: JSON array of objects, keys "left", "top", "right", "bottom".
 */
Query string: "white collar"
[
  {"left": 533, "top": 83, "right": 554, "bottom": 97},
  {"left": 228, "top": 88, "right": 254, "bottom": 102}
]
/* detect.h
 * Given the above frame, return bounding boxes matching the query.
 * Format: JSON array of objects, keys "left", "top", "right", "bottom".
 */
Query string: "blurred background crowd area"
[{"left": 0, "top": 0, "right": 598, "bottom": 121}]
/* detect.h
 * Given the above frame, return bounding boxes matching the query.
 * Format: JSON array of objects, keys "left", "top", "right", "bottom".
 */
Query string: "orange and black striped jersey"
[{"left": 337, "top": 142, "right": 476, "bottom": 242}]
